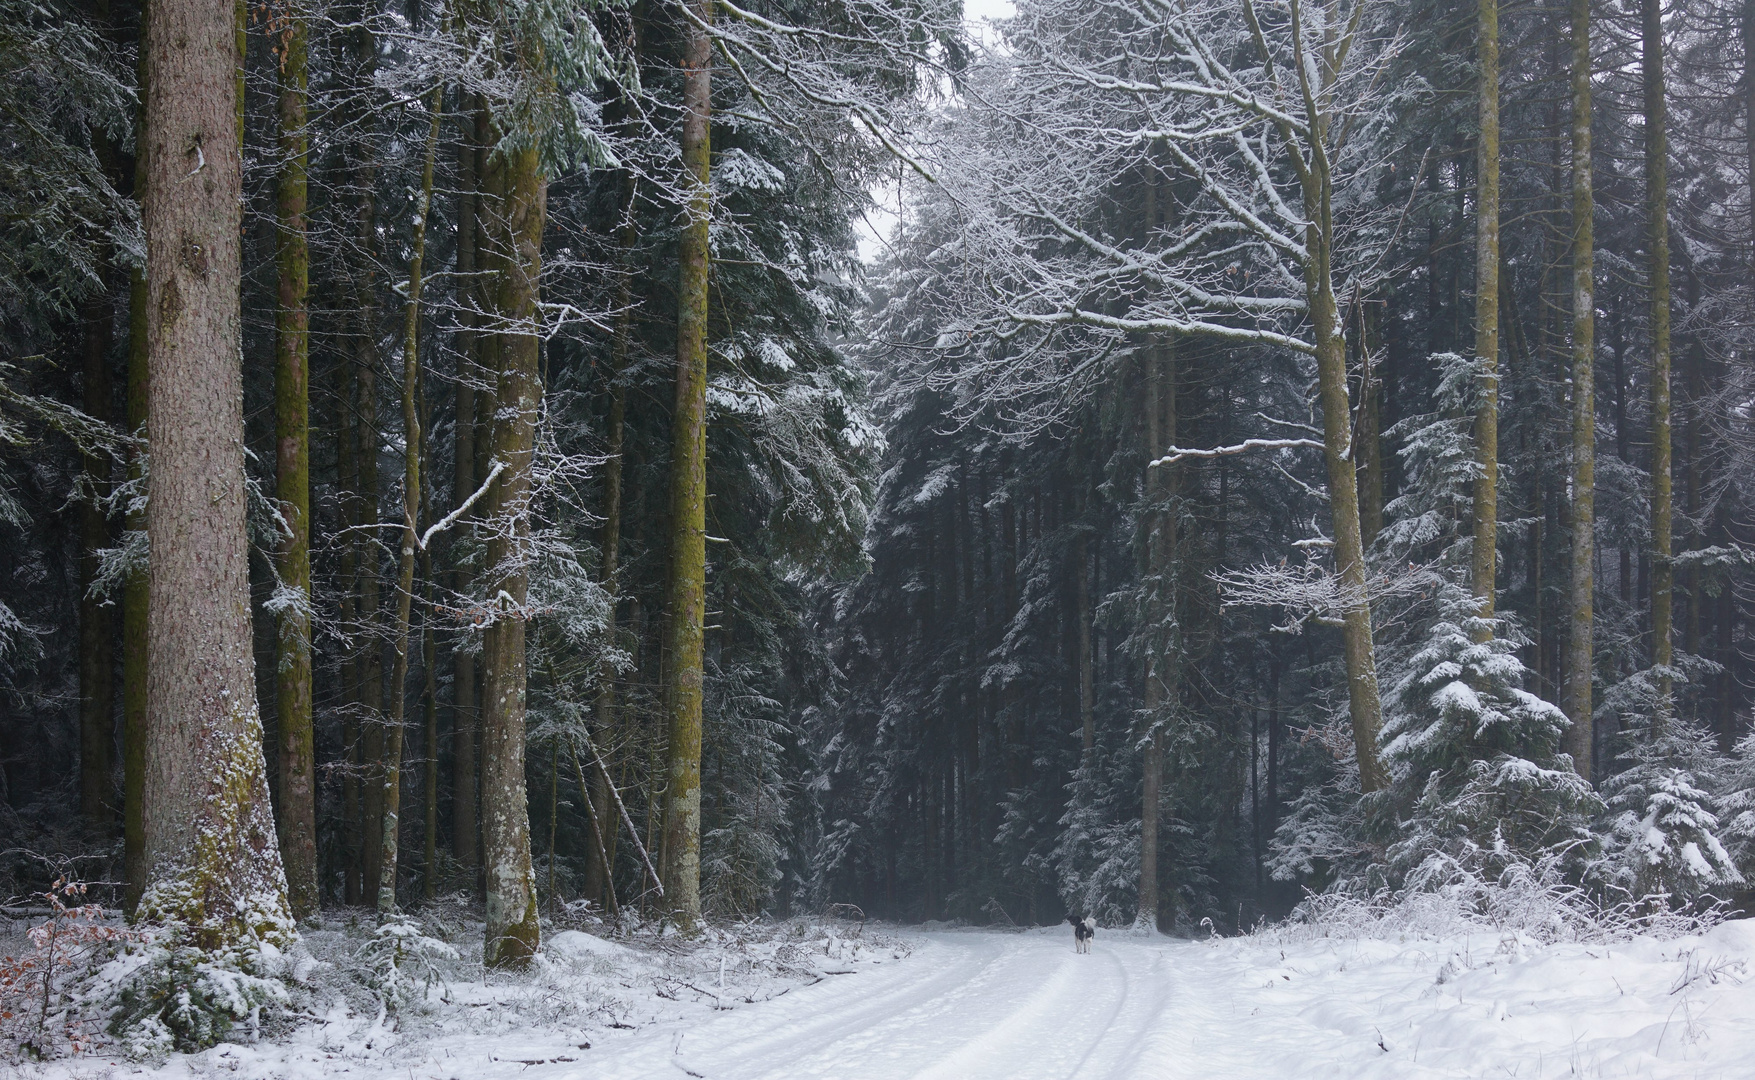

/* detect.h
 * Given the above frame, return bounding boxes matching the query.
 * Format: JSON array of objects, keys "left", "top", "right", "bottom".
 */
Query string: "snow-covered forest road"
[
  {"left": 565, "top": 923, "right": 1755, "bottom": 1080},
  {"left": 582, "top": 929, "right": 1202, "bottom": 1079}
]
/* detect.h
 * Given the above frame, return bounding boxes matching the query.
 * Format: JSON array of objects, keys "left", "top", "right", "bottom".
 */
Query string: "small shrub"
[
  {"left": 106, "top": 935, "right": 289, "bottom": 1059},
  {"left": 0, "top": 876, "right": 134, "bottom": 1060}
]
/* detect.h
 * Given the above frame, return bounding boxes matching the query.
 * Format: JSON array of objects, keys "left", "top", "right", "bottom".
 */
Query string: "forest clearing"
[{"left": 7, "top": 0, "right": 1755, "bottom": 1071}]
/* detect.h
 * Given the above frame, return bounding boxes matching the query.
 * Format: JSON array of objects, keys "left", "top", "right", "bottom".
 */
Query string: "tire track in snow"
[
  {"left": 583, "top": 933, "right": 1013, "bottom": 1079},
  {"left": 576, "top": 930, "right": 1247, "bottom": 1080}
]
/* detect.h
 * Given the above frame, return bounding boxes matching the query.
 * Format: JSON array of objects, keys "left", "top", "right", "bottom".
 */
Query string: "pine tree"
[{"left": 137, "top": 0, "right": 293, "bottom": 955}]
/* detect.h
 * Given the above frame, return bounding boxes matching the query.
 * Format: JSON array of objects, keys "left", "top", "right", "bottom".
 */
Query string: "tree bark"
[
  {"left": 1564, "top": 0, "right": 1596, "bottom": 780},
  {"left": 660, "top": 0, "right": 712, "bottom": 934},
  {"left": 1472, "top": 0, "right": 1501, "bottom": 621},
  {"left": 1308, "top": 246, "right": 1389, "bottom": 793},
  {"left": 377, "top": 94, "right": 440, "bottom": 916},
  {"left": 138, "top": 0, "right": 292, "bottom": 947},
  {"left": 479, "top": 137, "right": 545, "bottom": 967},
  {"left": 1642, "top": 0, "right": 1672, "bottom": 725},
  {"left": 272, "top": 0, "right": 317, "bottom": 921}
]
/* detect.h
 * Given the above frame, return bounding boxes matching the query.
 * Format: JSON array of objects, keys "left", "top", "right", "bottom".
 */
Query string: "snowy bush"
[
  {"left": 104, "top": 934, "right": 289, "bottom": 1059},
  {"left": 1381, "top": 587, "right": 1600, "bottom": 887},
  {"left": 1272, "top": 852, "right": 1727, "bottom": 946},
  {"left": 353, "top": 916, "right": 460, "bottom": 1014},
  {"left": 1593, "top": 715, "right": 1741, "bottom": 906}
]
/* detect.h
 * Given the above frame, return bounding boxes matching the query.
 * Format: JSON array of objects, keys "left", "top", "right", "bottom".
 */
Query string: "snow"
[
  {"left": 545, "top": 929, "right": 636, "bottom": 960},
  {"left": 15, "top": 922, "right": 1755, "bottom": 1078}
]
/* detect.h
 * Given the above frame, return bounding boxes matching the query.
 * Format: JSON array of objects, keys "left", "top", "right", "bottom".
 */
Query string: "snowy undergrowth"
[
  {"left": 1173, "top": 879, "right": 1752, "bottom": 1078},
  {"left": 2, "top": 904, "right": 904, "bottom": 1079},
  {"left": 1188, "top": 916, "right": 1755, "bottom": 1078}
]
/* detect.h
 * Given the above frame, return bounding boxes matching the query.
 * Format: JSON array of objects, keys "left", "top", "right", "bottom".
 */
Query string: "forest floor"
[{"left": 9, "top": 916, "right": 1755, "bottom": 1078}]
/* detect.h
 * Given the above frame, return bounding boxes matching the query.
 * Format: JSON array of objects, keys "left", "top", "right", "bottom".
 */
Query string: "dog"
[{"left": 1067, "top": 914, "right": 1096, "bottom": 953}]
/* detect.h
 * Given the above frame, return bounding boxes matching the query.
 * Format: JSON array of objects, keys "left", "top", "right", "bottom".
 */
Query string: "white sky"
[{"left": 852, "top": 0, "right": 1016, "bottom": 264}]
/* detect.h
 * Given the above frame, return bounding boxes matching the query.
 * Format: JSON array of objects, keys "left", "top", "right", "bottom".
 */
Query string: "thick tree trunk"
[
  {"left": 479, "top": 139, "right": 545, "bottom": 967},
  {"left": 377, "top": 97, "right": 440, "bottom": 916},
  {"left": 660, "top": 0, "right": 712, "bottom": 934},
  {"left": 138, "top": 0, "right": 292, "bottom": 947},
  {"left": 1564, "top": 0, "right": 1596, "bottom": 780},
  {"left": 1472, "top": 0, "right": 1501, "bottom": 621},
  {"left": 79, "top": 285, "right": 115, "bottom": 832},
  {"left": 273, "top": 0, "right": 317, "bottom": 921},
  {"left": 1642, "top": 0, "right": 1672, "bottom": 725}
]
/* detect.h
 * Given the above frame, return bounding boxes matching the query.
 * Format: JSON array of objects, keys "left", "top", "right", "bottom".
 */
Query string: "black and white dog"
[{"left": 1067, "top": 914, "right": 1096, "bottom": 953}]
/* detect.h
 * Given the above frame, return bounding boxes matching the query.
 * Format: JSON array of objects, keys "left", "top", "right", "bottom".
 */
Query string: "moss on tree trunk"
[{"left": 660, "top": 0, "right": 713, "bottom": 934}]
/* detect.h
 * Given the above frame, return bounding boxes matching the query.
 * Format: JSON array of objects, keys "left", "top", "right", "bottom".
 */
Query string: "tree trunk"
[
  {"left": 1564, "top": 0, "right": 1596, "bottom": 780},
  {"left": 451, "top": 101, "right": 481, "bottom": 878},
  {"left": 346, "top": 9, "right": 384, "bottom": 902},
  {"left": 479, "top": 138, "right": 545, "bottom": 968},
  {"left": 1643, "top": 0, "right": 1672, "bottom": 725},
  {"left": 1472, "top": 0, "right": 1501, "bottom": 621},
  {"left": 1290, "top": 45, "right": 1390, "bottom": 791},
  {"left": 377, "top": 95, "right": 440, "bottom": 917},
  {"left": 337, "top": 336, "right": 363, "bottom": 906},
  {"left": 586, "top": 327, "right": 628, "bottom": 908},
  {"left": 1139, "top": 318, "right": 1174, "bottom": 930},
  {"left": 659, "top": 0, "right": 712, "bottom": 934},
  {"left": 79, "top": 285, "right": 115, "bottom": 832},
  {"left": 273, "top": 0, "right": 316, "bottom": 921},
  {"left": 1308, "top": 246, "right": 1389, "bottom": 793},
  {"left": 138, "top": 0, "right": 292, "bottom": 947}
]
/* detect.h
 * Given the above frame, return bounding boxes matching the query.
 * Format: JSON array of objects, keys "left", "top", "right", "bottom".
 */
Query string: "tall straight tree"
[
  {"left": 660, "top": 0, "right": 712, "bottom": 933},
  {"left": 1139, "top": 336, "right": 1175, "bottom": 930},
  {"left": 1472, "top": 0, "right": 1500, "bottom": 619},
  {"left": 1642, "top": 0, "right": 1672, "bottom": 721},
  {"left": 1564, "top": 0, "right": 1596, "bottom": 779},
  {"left": 273, "top": 0, "right": 317, "bottom": 921},
  {"left": 138, "top": 0, "right": 292, "bottom": 945},
  {"left": 478, "top": 128, "right": 545, "bottom": 966}
]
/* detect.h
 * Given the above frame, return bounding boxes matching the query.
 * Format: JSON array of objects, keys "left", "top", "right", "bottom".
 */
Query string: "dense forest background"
[{"left": 4, "top": 0, "right": 1755, "bottom": 976}]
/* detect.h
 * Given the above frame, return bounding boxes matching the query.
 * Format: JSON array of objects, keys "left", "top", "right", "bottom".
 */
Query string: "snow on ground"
[{"left": 11, "top": 917, "right": 1755, "bottom": 1078}]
